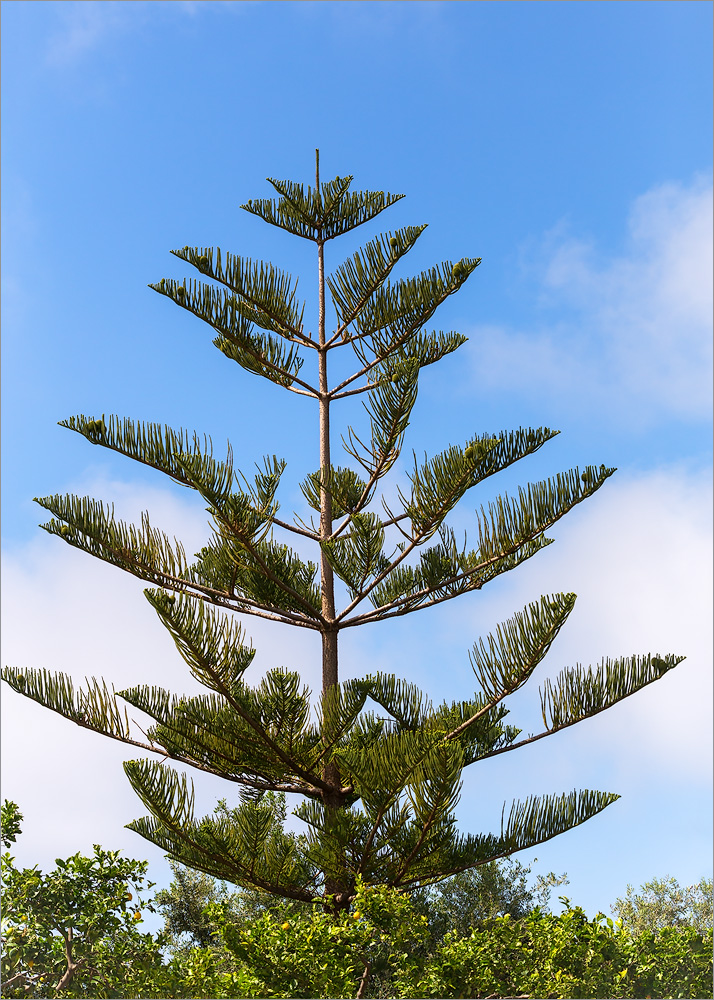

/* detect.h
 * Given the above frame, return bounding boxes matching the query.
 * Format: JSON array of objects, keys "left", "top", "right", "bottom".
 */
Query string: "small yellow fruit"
[
  {"left": 281, "top": 921, "right": 290, "bottom": 930},
  {"left": 134, "top": 911, "right": 141, "bottom": 921},
  {"left": 125, "top": 893, "right": 132, "bottom": 901},
  {"left": 352, "top": 910, "right": 361, "bottom": 920},
  {"left": 27, "top": 960, "right": 34, "bottom": 969},
  {"left": 389, "top": 237, "right": 398, "bottom": 248}
]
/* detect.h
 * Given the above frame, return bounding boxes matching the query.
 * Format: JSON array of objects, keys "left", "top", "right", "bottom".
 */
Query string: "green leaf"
[
  {"left": 190, "top": 533, "right": 321, "bottom": 617},
  {"left": 351, "top": 258, "right": 481, "bottom": 341},
  {"left": 35, "top": 493, "right": 189, "bottom": 587},
  {"left": 362, "top": 673, "right": 429, "bottom": 731},
  {"left": 469, "top": 593, "right": 577, "bottom": 704},
  {"left": 300, "top": 465, "right": 368, "bottom": 518},
  {"left": 60, "top": 414, "right": 219, "bottom": 486},
  {"left": 1, "top": 667, "right": 131, "bottom": 740},
  {"left": 471, "top": 465, "right": 616, "bottom": 567},
  {"left": 172, "top": 246, "right": 305, "bottom": 341},
  {"left": 317, "top": 677, "right": 373, "bottom": 759},
  {"left": 540, "top": 653, "right": 684, "bottom": 731},
  {"left": 321, "top": 512, "right": 388, "bottom": 596},
  {"left": 327, "top": 225, "right": 427, "bottom": 328},
  {"left": 499, "top": 788, "right": 621, "bottom": 855},
  {"left": 150, "top": 276, "right": 304, "bottom": 386},
  {"left": 242, "top": 174, "right": 405, "bottom": 242},
  {"left": 400, "top": 435, "right": 501, "bottom": 538},
  {"left": 343, "top": 358, "right": 420, "bottom": 479},
  {"left": 125, "top": 766, "right": 313, "bottom": 898},
  {"left": 144, "top": 589, "right": 256, "bottom": 695}
]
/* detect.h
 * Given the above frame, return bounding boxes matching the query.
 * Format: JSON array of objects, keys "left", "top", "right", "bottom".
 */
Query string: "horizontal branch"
[
  {"left": 338, "top": 542, "right": 522, "bottom": 627},
  {"left": 205, "top": 310, "right": 319, "bottom": 397},
  {"left": 124, "top": 556, "right": 321, "bottom": 634},
  {"left": 176, "top": 248, "right": 313, "bottom": 348},
  {"left": 8, "top": 683, "right": 314, "bottom": 793},
  {"left": 331, "top": 379, "right": 383, "bottom": 401},
  {"left": 270, "top": 515, "right": 320, "bottom": 541},
  {"left": 134, "top": 709, "right": 320, "bottom": 798},
  {"left": 133, "top": 806, "right": 317, "bottom": 905},
  {"left": 339, "top": 468, "right": 602, "bottom": 626}
]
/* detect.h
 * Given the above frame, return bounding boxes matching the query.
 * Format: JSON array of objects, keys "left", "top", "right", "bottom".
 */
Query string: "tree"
[
  {"left": 0, "top": 801, "right": 164, "bottom": 998},
  {"left": 413, "top": 855, "right": 569, "bottom": 947},
  {"left": 2, "top": 154, "right": 682, "bottom": 957},
  {"left": 611, "top": 875, "right": 714, "bottom": 937},
  {"left": 153, "top": 860, "right": 227, "bottom": 953}
]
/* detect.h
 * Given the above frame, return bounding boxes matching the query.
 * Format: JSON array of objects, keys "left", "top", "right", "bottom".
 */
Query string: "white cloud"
[{"left": 470, "top": 176, "right": 713, "bottom": 425}]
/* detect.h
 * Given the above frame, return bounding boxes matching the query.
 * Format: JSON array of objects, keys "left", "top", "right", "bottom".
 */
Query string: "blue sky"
[{"left": 2, "top": 0, "right": 712, "bottom": 928}]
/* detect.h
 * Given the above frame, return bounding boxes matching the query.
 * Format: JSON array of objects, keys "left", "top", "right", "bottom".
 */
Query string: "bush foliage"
[{"left": 2, "top": 800, "right": 711, "bottom": 999}]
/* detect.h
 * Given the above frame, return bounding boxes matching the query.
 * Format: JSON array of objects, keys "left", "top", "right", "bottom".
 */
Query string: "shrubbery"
[
  {"left": 201, "top": 878, "right": 713, "bottom": 999},
  {"left": 2, "top": 800, "right": 711, "bottom": 999}
]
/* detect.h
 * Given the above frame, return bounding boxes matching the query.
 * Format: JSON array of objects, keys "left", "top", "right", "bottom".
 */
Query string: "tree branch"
[
  {"left": 328, "top": 274, "right": 462, "bottom": 392},
  {"left": 196, "top": 262, "right": 314, "bottom": 349},
  {"left": 339, "top": 494, "right": 570, "bottom": 627},
  {"left": 330, "top": 329, "right": 416, "bottom": 397},
  {"left": 208, "top": 315, "right": 319, "bottom": 397},
  {"left": 332, "top": 446, "right": 487, "bottom": 616},
  {"left": 393, "top": 800, "right": 443, "bottom": 883},
  {"left": 56, "top": 928, "right": 86, "bottom": 992},
  {"left": 355, "top": 959, "right": 372, "bottom": 1000},
  {"left": 271, "top": 515, "right": 319, "bottom": 540},
  {"left": 139, "top": 709, "right": 323, "bottom": 798},
  {"left": 209, "top": 518, "right": 325, "bottom": 625},
  {"left": 74, "top": 532, "right": 324, "bottom": 630}
]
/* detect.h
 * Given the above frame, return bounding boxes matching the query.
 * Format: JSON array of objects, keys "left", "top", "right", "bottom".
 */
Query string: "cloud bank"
[{"left": 469, "top": 176, "right": 713, "bottom": 426}]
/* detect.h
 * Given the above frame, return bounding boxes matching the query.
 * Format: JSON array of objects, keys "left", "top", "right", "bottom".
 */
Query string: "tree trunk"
[
  {"left": 316, "top": 149, "right": 350, "bottom": 914},
  {"left": 56, "top": 927, "right": 86, "bottom": 991}
]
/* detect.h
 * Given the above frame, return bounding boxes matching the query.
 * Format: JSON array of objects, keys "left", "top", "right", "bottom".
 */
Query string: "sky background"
[{"left": 2, "top": 0, "right": 712, "bottom": 931}]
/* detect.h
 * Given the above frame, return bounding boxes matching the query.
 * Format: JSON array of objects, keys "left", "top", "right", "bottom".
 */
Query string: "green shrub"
[
  {"left": 206, "top": 880, "right": 713, "bottom": 999},
  {"left": 409, "top": 903, "right": 713, "bottom": 999},
  {"left": 208, "top": 878, "right": 429, "bottom": 999}
]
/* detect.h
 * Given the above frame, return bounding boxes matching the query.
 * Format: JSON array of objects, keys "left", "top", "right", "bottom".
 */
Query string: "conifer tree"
[{"left": 3, "top": 153, "right": 682, "bottom": 921}]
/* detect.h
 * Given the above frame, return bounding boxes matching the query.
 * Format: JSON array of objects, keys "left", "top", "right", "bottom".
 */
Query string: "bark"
[
  {"left": 315, "top": 149, "right": 350, "bottom": 913},
  {"left": 55, "top": 927, "right": 86, "bottom": 991},
  {"left": 316, "top": 150, "right": 337, "bottom": 707},
  {"left": 355, "top": 960, "right": 372, "bottom": 999}
]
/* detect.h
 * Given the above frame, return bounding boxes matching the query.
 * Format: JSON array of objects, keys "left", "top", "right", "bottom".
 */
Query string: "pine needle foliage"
[{"left": 3, "top": 154, "right": 683, "bottom": 930}]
